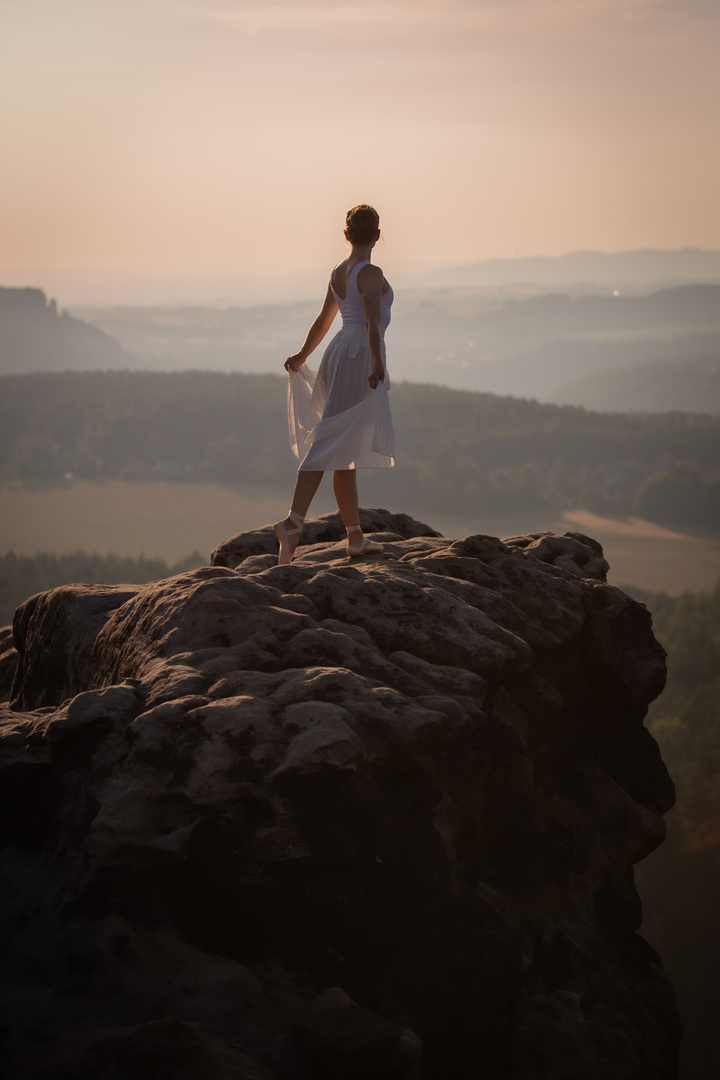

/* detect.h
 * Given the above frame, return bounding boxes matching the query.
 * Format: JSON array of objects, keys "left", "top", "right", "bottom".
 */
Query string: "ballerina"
[{"left": 273, "top": 204, "right": 396, "bottom": 565}]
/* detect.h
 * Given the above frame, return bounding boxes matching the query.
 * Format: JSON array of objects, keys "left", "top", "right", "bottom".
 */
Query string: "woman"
[{"left": 273, "top": 204, "right": 395, "bottom": 565}]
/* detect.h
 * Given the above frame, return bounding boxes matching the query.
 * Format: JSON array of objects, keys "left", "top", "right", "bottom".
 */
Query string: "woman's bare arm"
[
  {"left": 358, "top": 264, "right": 385, "bottom": 389},
  {"left": 284, "top": 284, "right": 339, "bottom": 372}
]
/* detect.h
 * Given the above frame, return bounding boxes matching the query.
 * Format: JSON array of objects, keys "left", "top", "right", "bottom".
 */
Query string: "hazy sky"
[{"left": 2, "top": 0, "right": 719, "bottom": 304}]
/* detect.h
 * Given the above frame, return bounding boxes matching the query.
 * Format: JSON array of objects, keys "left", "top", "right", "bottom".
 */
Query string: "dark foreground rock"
[{"left": 0, "top": 510, "right": 680, "bottom": 1078}]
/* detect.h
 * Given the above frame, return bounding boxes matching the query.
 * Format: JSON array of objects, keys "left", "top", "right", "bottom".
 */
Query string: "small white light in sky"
[{"left": 613, "top": 289, "right": 620, "bottom": 296}]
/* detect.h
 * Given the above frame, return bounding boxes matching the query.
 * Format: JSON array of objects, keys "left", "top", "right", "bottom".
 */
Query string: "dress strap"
[
  {"left": 347, "top": 261, "right": 368, "bottom": 293},
  {"left": 331, "top": 260, "right": 367, "bottom": 299}
]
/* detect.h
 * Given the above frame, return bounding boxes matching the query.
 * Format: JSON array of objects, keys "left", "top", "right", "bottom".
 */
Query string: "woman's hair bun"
[{"left": 345, "top": 204, "right": 380, "bottom": 245}]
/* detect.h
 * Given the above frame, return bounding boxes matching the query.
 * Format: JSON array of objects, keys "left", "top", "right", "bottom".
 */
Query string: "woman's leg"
[
  {"left": 333, "top": 469, "right": 359, "bottom": 527},
  {"left": 274, "top": 469, "right": 323, "bottom": 563},
  {"left": 333, "top": 470, "right": 382, "bottom": 556},
  {"left": 291, "top": 469, "right": 324, "bottom": 519}
]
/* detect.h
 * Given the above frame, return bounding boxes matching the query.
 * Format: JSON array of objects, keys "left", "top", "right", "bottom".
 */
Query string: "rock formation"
[
  {"left": 0, "top": 286, "right": 129, "bottom": 376},
  {"left": 0, "top": 510, "right": 680, "bottom": 1079}
]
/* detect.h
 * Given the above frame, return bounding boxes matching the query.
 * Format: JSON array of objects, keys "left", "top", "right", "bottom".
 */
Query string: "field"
[{"left": 2, "top": 480, "right": 719, "bottom": 596}]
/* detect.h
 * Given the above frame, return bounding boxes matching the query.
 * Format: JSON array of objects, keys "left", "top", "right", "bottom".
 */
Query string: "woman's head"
[{"left": 345, "top": 204, "right": 380, "bottom": 246}]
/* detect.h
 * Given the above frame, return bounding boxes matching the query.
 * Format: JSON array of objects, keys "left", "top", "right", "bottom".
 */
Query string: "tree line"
[
  {"left": 630, "top": 580, "right": 720, "bottom": 1078},
  {"left": 0, "top": 550, "right": 204, "bottom": 628},
  {"left": 2, "top": 371, "right": 719, "bottom": 528}
]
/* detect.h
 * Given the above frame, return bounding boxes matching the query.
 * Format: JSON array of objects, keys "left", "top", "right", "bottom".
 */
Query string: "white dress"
[{"left": 287, "top": 261, "right": 396, "bottom": 471}]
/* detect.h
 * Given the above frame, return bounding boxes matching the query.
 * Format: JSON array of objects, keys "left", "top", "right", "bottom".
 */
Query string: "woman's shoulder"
[
  {"left": 356, "top": 262, "right": 384, "bottom": 285},
  {"left": 357, "top": 263, "right": 390, "bottom": 299},
  {"left": 329, "top": 258, "right": 348, "bottom": 287}
]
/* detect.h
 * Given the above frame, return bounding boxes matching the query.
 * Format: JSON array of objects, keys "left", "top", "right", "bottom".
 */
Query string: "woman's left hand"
[{"left": 284, "top": 353, "right": 305, "bottom": 373}]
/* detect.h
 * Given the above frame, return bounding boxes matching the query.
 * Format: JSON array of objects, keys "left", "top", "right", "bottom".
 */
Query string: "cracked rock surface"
[{"left": 0, "top": 510, "right": 679, "bottom": 1078}]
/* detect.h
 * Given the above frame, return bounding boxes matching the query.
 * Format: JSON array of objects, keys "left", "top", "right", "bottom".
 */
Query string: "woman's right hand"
[
  {"left": 284, "top": 353, "right": 305, "bottom": 373},
  {"left": 368, "top": 363, "right": 385, "bottom": 390}
]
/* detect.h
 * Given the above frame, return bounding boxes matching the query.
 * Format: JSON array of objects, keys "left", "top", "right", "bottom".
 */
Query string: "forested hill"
[{"left": 2, "top": 371, "right": 719, "bottom": 529}]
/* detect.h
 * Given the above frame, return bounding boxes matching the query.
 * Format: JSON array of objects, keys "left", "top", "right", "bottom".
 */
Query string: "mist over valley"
[
  {"left": 63, "top": 282, "right": 720, "bottom": 414},
  {"left": 5, "top": 249, "right": 719, "bottom": 415}
]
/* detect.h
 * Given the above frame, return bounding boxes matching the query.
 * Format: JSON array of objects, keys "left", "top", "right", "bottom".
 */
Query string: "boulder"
[{"left": 0, "top": 511, "right": 679, "bottom": 1078}]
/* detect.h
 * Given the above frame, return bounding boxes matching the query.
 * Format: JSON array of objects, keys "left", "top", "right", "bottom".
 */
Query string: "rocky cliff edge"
[{"left": 0, "top": 510, "right": 679, "bottom": 1079}]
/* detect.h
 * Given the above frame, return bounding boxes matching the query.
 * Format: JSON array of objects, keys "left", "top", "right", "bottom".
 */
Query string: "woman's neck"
[{"left": 349, "top": 242, "right": 374, "bottom": 263}]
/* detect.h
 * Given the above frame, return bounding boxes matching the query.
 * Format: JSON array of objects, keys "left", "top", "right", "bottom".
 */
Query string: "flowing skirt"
[{"left": 288, "top": 324, "right": 396, "bottom": 471}]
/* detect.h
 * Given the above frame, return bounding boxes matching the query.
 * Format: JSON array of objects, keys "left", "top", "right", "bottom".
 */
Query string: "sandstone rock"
[
  {"left": 11, "top": 583, "right": 140, "bottom": 709},
  {"left": 211, "top": 508, "right": 442, "bottom": 569},
  {"left": 0, "top": 625, "right": 16, "bottom": 703},
  {"left": 0, "top": 510, "right": 679, "bottom": 1078}
]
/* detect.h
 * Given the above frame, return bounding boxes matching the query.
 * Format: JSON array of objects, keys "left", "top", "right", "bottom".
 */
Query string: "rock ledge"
[{"left": 0, "top": 511, "right": 678, "bottom": 1079}]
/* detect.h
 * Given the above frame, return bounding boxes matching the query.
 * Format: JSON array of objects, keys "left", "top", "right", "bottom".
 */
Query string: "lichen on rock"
[{"left": 0, "top": 510, "right": 679, "bottom": 1078}]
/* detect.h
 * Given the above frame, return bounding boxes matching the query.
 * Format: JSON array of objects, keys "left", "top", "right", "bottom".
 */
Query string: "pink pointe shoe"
[
  {"left": 273, "top": 510, "right": 305, "bottom": 565},
  {"left": 346, "top": 523, "right": 383, "bottom": 557}
]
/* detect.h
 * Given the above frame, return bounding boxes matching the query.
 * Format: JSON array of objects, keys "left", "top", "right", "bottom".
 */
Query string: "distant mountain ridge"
[
  {"left": 414, "top": 248, "right": 720, "bottom": 291},
  {"left": 4, "top": 281, "right": 720, "bottom": 414}
]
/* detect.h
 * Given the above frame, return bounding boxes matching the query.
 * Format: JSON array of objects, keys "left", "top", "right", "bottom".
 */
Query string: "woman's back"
[{"left": 331, "top": 260, "right": 393, "bottom": 331}]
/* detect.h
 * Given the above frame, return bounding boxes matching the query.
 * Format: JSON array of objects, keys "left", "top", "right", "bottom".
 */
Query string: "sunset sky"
[{"left": 2, "top": 0, "right": 719, "bottom": 305}]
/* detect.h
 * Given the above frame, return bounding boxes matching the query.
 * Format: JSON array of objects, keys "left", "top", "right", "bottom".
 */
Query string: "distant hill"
[
  {"left": 7, "top": 282, "right": 720, "bottom": 413},
  {"left": 0, "top": 287, "right": 133, "bottom": 375},
  {"left": 392, "top": 285, "right": 720, "bottom": 401},
  {"left": 414, "top": 248, "right": 720, "bottom": 291},
  {"left": 554, "top": 355, "right": 720, "bottom": 414},
  {"left": 70, "top": 285, "right": 720, "bottom": 403}
]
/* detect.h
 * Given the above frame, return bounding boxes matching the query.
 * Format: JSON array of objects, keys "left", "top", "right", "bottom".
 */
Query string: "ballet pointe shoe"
[
  {"left": 346, "top": 523, "right": 383, "bottom": 557},
  {"left": 273, "top": 510, "right": 305, "bottom": 565}
]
